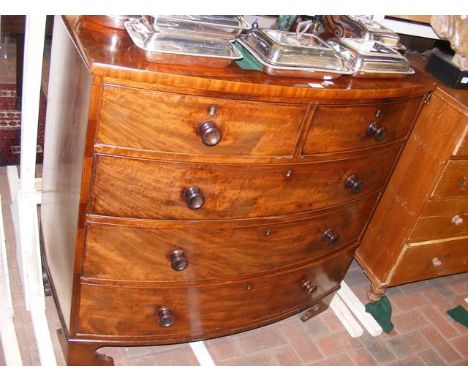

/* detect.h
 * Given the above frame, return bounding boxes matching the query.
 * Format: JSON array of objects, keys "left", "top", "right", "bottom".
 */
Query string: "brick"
[
  {"left": 420, "top": 326, "right": 446, "bottom": 345},
  {"left": 384, "top": 331, "right": 430, "bottom": 360},
  {"left": 389, "top": 356, "right": 424, "bottom": 366},
  {"left": 419, "top": 349, "right": 446, "bottom": 365},
  {"left": 279, "top": 320, "right": 323, "bottom": 363},
  {"left": 392, "top": 310, "right": 429, "bottom": 333},
  {"left": 219, "top": 352, "right": 275, "bottom": 366},
  {"left": 315, "top": 332, "right": 362, "bottom": 357},
  {"left": 271, "top": 345, "right": 303, "bottom": 366},
  {"left": 130, "top": 346, "right": 199, "bottom": 366},
  {"left": 450, "top": 336, "right": 468, "bottom": 359},
  {"left": 343, "top": 268, "right": 369, "bottom": 287},
  {"left": 309, "top": 354, "right": 355, "bottom": 366},
  {"left": 301, "top": 314, "right": 330, "bottom": 338},
  {"left": 446, "top": 277, "right": 468, "bottom": 296},
  {"left": 236, "top": 327, "right": 287, "bottom": 354},
  {"left": 122, "top": 343, "right": 188, "bottom": 359},
  {"left": 204, "top": 336, "right": 242, "bottom": 362},
  {"left": 360, "top": 334, "right": 396, "bottom": 364},
  {"left": 432, "top": 341, "right": 462, "bottom": 364},
  {"left": 348, "top": 349, "right": 378, "bottom": 366},
  {"left": 421, "top": 305, "right": 461, "bottom": 339},
  {"left": 391, "top": 290, "right": 430, "bottom": 312},
  {"left": 320, "top": 310, "right": 346, "bottom": 334}
]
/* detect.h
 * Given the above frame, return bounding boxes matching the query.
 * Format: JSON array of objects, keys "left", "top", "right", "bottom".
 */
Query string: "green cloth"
[
  {"left": 234, "top": 41, "right": 263, "bottom": 71},
  {"left": 447, "top": 305, "right": 468, "bottom": 328},
  {"left": 365, "top": 295, "right": 394, "bottom": 333}
]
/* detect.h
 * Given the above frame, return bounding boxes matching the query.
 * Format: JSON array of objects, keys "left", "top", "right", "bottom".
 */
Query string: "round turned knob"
[
  {"left": 183, "top": 187, "right": 205, "bottom": 209},
  {"left": 367, "top": 122, "right": 387, "bottom": 141},
  {"left": 452, "top": 215, "right": 464, "bottom": 226},
  {"left": 323, "top": 228, "right": 340, "bottom": 246},
  {"left": 170, "top": 250, "right": 189, "bottom": 271},
  {"left": 197, "top": 121, "right": 222, "bottom": 146},
  {"left": 302, "top": 280, "right": 318, "bottom": 296},
  {"left": 157, "top": 307, "right": 174, "bottom": 328},
  {"left": 345, "top": 175, "right": 363, "bottom": 194}
]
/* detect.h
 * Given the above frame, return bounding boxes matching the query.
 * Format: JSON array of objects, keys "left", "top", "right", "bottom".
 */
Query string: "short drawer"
[
  {"left": 392, "top": 236, "right": 468, "bottom": 286},
  {"left": 82, "top": 194, "right": 377, "bottom": 282},
  {"left": 409, "top": 199, "right": 468, "bottom": 242},
  {"left": 431, "top": 160, "right": 468, "bottom": 199},
  {"left": 77, "top": 247, "right": 354, "bottom": 339},
  {"left": 302, "top": 97, "right": 422, "bottom": 155},
  {"left": 90, "top": 145, "right": 399, "bottom": 220},
  {"left": 96, "top": 85, "right": 307, "bottom": 157}
]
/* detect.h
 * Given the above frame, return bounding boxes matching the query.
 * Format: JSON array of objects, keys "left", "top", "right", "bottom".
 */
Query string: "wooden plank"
[
  {"left": 330, "top": 293, "right": 364, "bottom": 338},
  {"left": 337, "top": 281, "right": 383, "bottom": 337},
  {"left": 0, "top": 195, "right": 23, "bottom": 365}
]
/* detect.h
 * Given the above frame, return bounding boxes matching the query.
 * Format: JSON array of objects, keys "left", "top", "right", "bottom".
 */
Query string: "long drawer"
[
  {"left": 90, "top": 145, "right": 399, "bottom": 220},
  {"left": 82, "top": 194, "right": 377, "bottom": 282},
  {"left": 302, "top": 97, "right": 422, "bottom": 155},
  {"left": 431, "top": 159, "right": 468, "bottom": 199},
  {"left": 409, "top": 199, "right": 468, "bottom": 242},
  {"left": 96, "top": 85, "right": 307, "bottom": 158},
  {"left": 392, "top": 236, "right": 468, "bottom": 285},
  {"left": 77, "top": 247, "right": 354, "bottom": 340}
]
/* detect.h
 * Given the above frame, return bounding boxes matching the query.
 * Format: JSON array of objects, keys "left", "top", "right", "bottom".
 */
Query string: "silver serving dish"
[
  {"left": 148, "top": 15, "right": 250, "bottom": 40},
  {"left": 328, "top": 38, "right": 414, "bottom": 78},
  {"left": 341, "top": 16, "right": 405, "bottom": 51},
  {"left": 125, "top": 18, "right": 242, "bottom": 67},
  {"left": 238, "top": 29, "right": 351, "bottom": 76},
  {"left": 237, "top": 38, "right": 352, "bottom": 79}
]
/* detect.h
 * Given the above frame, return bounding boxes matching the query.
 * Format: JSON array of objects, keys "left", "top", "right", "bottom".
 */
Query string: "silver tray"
[
  {"left": 343, "top": 16, "right": 405, "bottom": 50},
  {"left": 237, "top": 39, "right": 352, "bottom": 79},
  {"left": 328, "top": 38, "right": 414, "bottom": 78},
  {"left": 148, "top": 15, "right": 250, "bottom": 40},
  {"left": 125, "top": 18, "right": 242, "bottom": 67},
  {"left": 238, "top": 29, "right": 350, "bottom": 73}
]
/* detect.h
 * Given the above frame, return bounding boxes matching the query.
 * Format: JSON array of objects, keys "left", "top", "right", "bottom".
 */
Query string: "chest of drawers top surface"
[{"left": 63, "top": 16, "right": 434, "bottom": 101}]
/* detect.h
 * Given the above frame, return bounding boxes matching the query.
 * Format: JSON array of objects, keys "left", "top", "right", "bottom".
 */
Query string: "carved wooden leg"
[
  {"left": 367, "top": 283, "right": 386, "bottom": 302},
  {"left": 58, "top": 329, "right": 114, "bottom": 366}
]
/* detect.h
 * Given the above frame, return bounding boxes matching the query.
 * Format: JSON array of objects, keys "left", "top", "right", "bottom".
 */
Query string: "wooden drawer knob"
[
  {"left": 183, "top": 187, "right": 205, "bottom": 209},
  {"left": 197, "top": 121, "right": 222, "bottom": 146},
  {"left": 323, "top": 228, "right": 340, "bottom": 246},
  {"left": 367, "top": 122, "right": 387, "bottom": 141},
  {"left": 170, "top": 249, "right": 189, "bottom": 271},
  {"left": 302, "top": 280, "right": 318, "bottom": 296},
  {"left": 345, "top": 175, "right": 363, "bottom": 193},
  {"left": 157, "top": 307, "right": 174, "bottom": 328}
]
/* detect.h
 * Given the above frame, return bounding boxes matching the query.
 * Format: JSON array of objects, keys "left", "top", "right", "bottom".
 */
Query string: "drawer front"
[
  {"left": 409, "top": 199, "right": 468, "bottom": 242},
  {"left": 432, "top": 160, "right": 468, "bottom": 199},
  {"left": 83, "top": 194, "right": 377, "bottom": 282},
  {"left": 96, "top": 85, "right": 307, "bottom": 157},
  {"left": 90, "top": 146, "right": 399, "bottom": 220},
  {"left": 303, "top": 97, "right": 422, "bottom": 155},
  {"left": 392, "top": 236, "right": 468, "bottom": 285},
  {"left": 77, "top": 247, "right": 354, "bottom": 339}
]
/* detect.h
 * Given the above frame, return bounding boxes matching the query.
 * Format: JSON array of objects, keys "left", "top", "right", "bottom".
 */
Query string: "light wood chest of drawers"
[
  {"left": 357, "top": 60, "right": 468, "bottom": 301},
  {"left": 40, "top": 17, "right": 433, "bottom": 365}
]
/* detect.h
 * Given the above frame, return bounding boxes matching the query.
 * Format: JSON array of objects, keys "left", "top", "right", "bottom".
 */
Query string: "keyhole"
[{"left": 458, "top": 177, "right": 466, "bottom": 190}]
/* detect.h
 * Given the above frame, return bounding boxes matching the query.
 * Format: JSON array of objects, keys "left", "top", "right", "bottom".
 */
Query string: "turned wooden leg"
[
  {"left": 57, "top": 329, "right": 114, "bottom": 366},
  {"left": 367, "top": 283, "right": 386, "bottom": 302}
]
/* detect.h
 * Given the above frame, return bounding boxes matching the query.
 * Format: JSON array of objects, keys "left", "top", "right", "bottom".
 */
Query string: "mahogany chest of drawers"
[
  {"left": 357, "top": 60, "right": 468, "bottom": 302},
  {"left": 40, "top": 17, "right": 433, "bottom": 365}
]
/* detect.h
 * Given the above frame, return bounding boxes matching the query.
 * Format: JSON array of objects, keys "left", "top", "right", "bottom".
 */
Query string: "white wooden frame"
[{"left": 6, "top": 14, "right": 57, "bottom": 366}]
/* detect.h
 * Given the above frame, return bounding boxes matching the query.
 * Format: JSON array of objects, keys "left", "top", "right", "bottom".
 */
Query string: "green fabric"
[
  {"left": 277, "top": 15, "right": 298, "bottom": 31},
  {"left": 365, "top": 295, "right": 394, "bottom": 333},
  {"left": 447, "top": 305, "right": 468, "bottom": 328},
  {"left": 234, "top": 42, "right": 263, "bottom": 71}
]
